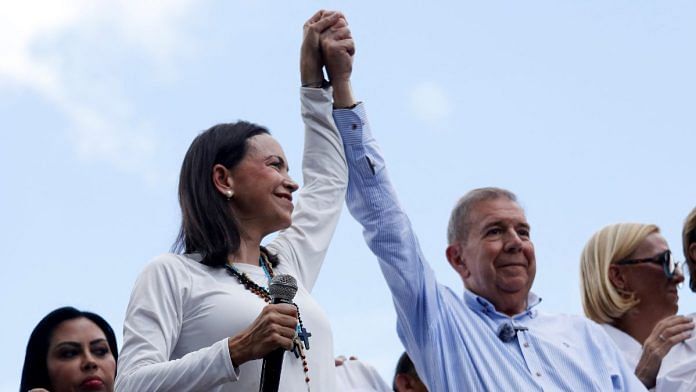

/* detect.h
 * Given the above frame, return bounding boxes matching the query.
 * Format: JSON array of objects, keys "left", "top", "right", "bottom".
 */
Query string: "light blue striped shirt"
[{"left": 333, "top": 104, "right": 647, "bottom": 391}]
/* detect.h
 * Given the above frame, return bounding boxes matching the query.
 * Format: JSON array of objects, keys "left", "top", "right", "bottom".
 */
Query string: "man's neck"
[
  {"left": 497, "top": 300, "right": 529, "bottom": 317},
  {"left": 465, "top": 287, "right": 530, "bottom": 316}
]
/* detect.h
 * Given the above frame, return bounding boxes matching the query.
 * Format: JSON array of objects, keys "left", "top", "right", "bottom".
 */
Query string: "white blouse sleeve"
[
  {"left": 115, "top": 255, "right": 239, "bottom": 392},
  {"left": 267, "top": 87, "right": 348, "bottom": 291}
]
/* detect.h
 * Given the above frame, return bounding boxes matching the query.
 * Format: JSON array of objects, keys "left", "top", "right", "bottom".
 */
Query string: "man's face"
[{"left": 448, "top": 198, "right": 536, "bottom": 315}]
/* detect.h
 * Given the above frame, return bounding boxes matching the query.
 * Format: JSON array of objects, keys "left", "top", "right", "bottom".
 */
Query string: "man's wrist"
[
  {"left": 333, "top": 102, "right": 358, "bottom": 110},
  {"left": 331, "top": 79, "right": 355, "bottom": 108}
]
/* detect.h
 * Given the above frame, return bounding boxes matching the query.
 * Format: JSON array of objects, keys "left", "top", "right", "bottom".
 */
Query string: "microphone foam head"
[{"left": 269, "top": 274, "right": 298, "bottom": 302}]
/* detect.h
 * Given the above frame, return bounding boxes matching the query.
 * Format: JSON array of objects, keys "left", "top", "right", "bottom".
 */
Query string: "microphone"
[
  {"left": 497, "top": 322, "right": 528, "bottom": 343},
  {"left": 260, "top": 274, "right": 298, "bottom": 392}
]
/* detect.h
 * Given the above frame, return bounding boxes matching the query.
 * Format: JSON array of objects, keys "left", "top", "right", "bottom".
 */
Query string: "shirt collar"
[{"left": 464, "top": 288, "right": 542, "bottom": 320}]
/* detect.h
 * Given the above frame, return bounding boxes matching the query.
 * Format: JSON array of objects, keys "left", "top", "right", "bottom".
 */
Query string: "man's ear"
[
  {"left": 212, "top": 164, "right": 235, "bottom": 198},
  {"left": 446, "top": 243, "right": 470, "bottom": 279},
  {"left": 608, "top": 264, "right": 629, "bottom": 292}
]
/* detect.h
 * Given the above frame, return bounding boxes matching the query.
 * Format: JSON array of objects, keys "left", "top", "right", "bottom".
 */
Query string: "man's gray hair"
[{"left": 446, "top": 187, "right": 518, "bottom": 244}]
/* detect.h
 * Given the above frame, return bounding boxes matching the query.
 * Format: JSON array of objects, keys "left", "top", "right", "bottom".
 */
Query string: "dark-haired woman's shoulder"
[{"left": 134, "top": 253, "right": 230, "bottom": 292}]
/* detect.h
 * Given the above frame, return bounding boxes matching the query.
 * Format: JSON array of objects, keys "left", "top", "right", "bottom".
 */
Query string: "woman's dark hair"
[
  {"left": 20, "top": 306, "right": 118, "bottom": 392},
  {"left": 173, "top": 121, "right": 278, "bottom": 267}
]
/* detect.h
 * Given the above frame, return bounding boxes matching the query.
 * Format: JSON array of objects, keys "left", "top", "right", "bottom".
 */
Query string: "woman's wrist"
[
  {"left": 228, "top": 335, "right": 249, "bottom": 367},
  {"left": 634, "top": 362, "right": 657, "bottom": 388}
]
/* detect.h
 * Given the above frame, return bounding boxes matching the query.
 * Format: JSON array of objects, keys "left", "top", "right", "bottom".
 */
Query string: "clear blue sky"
[{"left": 2, "top": 1, "right": 695, "bottom": 389}]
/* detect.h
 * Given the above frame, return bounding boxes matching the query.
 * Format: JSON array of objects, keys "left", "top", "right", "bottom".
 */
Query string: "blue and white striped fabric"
[{"left": 332, "top": 105, "right": 647, "bottom": 391}]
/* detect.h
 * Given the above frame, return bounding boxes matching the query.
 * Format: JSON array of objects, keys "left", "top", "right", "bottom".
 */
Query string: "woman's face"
[
  {"left": 46, "top": 317, "right": 115, "bottom": 392},
  {"left": 618, "top": 233, "right": 683, "bottom": 316},
  {"left": 228, "top": 134, "right": 299, "bottom": 236}
]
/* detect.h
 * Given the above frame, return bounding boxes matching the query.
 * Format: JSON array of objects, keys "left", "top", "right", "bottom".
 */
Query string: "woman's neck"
[
  {"left": 228, "top": 236, "right": 262, "bottom": 266},
  {"left": 615, "top": 307, "right": 673, "bottom": 344}
]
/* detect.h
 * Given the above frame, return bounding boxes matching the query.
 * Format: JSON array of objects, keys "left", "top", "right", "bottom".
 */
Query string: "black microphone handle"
[
  {"left": 259, "top": 297, "right": 294, "bottom": 392},
  {"left": 260, "top": 347, "right": 285, "bottom": 392}
]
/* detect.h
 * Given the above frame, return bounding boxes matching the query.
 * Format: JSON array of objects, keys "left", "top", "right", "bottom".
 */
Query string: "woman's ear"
[
  {"left": 212, "top": 164, "right": 234, "bottom": 199},
  {"left": 446, "top": 243, "right": 470, "bottom": 279},
  {"left": 608, "top": 264, "right": 628, "bottom": 291}
]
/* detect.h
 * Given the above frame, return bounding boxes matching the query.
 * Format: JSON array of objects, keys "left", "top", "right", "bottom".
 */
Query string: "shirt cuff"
[
  {"left": 300, "top": 85, "right": 333, "bottom": 96},
  {"left": 217, "top": 338, "right": 240, "bottom": 382},
  {"left": 333, "top": 103, "right": 368, "bottom": 146}
]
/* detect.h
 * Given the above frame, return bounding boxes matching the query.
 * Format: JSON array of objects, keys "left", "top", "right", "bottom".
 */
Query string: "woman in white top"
[
  {"left": 115, "top": 10, "right": 355, "bottom": 391},
  {"left": 579, "top": 223, "right": 694, "bottom": 390}
]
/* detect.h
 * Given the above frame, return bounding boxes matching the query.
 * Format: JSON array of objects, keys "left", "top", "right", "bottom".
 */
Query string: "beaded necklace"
[{"left": 224, "top": 252, "right": 312, "bottom": 388}]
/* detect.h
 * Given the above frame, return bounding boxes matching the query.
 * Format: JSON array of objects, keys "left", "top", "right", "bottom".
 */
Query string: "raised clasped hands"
[
  {"left": 301, "top": 10, "right": 356, "bottom": 108},
  {"left": 301, "top": 10, "right": 340, "bottom": 87}
]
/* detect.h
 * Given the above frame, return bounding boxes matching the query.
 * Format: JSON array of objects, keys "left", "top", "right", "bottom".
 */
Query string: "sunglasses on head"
[{"left": 616, "top": 249, "right": 681, "bottom": 280}]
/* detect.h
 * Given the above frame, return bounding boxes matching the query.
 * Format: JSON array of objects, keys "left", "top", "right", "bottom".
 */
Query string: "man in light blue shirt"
[{"left": 319, "top": 16, "right": 647, "bottom": 392}]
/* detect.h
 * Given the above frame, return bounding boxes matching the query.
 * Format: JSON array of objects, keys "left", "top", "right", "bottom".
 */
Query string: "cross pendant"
[{"left": 298, "top": 326, "right": 312, "bottom": 350}]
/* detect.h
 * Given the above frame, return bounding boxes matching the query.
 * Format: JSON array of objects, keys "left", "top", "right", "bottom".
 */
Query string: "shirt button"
[
  {"left": 351, "top": 123, "right": 358, "bottom": 130},
  {"left": 536, "top": 372, "right": 542, "bottom": 377},
  {"left": 523, "top": 342, "right": 529, "bottom": 348}
]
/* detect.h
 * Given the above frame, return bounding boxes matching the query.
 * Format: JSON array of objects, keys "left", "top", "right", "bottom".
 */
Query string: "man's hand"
[
  {"left": 301, "top": 10, "right": 340, "bottom": 86},
  {"left": 320, "top": 14, "right": 356, "bottom": 107}
]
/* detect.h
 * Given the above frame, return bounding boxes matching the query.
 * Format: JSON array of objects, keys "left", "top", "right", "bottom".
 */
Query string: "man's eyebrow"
[
  {"left": 480, "top": 220, "right": 504, "bottom": 232},
  {"left": 480, "top": 220, "right": 531, "bottom": 231}
]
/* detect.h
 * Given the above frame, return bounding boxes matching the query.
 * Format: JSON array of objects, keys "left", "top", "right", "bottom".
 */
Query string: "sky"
[{"left": 1, "top": 1, "right": 695, "bottom": 389}]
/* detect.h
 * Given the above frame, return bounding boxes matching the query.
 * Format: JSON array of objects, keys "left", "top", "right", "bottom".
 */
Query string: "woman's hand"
[
  {"left": 635, "top": 315, "right": 693, "bottom": 388},
  {"left": 227, "top": 304, "right": 298, "bottom": 367}
]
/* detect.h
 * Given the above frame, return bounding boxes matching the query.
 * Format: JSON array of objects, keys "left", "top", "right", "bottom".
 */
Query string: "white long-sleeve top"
[{"left": 115, "top": 87, "right": 347, "bottom": 392}]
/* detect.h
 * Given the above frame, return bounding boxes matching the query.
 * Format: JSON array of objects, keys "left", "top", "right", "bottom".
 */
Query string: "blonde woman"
[{"left": 580, "top": 223, "right": 693, "bottom": 390}]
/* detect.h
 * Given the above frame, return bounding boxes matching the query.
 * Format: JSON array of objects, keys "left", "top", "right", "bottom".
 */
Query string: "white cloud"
[
  {"left": 0, "top": 0, "right": 195, "bottom": 183},
  {"left": 0, "top": 1, "right": 84, "bottom": 92},
  {"left": 408, "top": 81, "right": 453, "bottom": 122}
]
